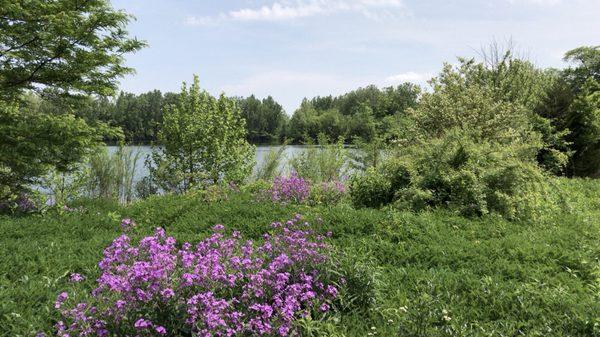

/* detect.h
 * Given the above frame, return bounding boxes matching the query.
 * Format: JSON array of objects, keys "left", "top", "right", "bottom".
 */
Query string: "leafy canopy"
[{"left": 0, "top": 0, "right": 145, "bottom": 99}]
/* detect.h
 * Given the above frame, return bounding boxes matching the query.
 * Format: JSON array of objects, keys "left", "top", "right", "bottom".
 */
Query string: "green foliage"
[
  {"left": 290, "top": 134, "right": 347, "bottom": 182},
  {"left": 134, "top": 176, "right": 158, "bottom": 200},
  {"left": 349, "top": 167, "right": 393, "bottom": 208},
  {"left": 562, "top": 45, "right": 600, "bottom": 94},
  {"left": 308, "top": 181, "right": 347, "bottom": 206},
  {"left": 0, "top": 0, "right": 145, "bottom": 99},
  {"left": 254, "top": 144, "right": 287, "bottom": 181},
  {"left": 408, "top": 61, "right": 537, "bottom": 144},
  {"left": 0, "top": 100, "right": 112, "bottom": 209},
  {"left": 1, "top": 180, "right": 598, "bottom": 336},
  {"left": 535, "top": 46, "right": 600, "bottom": 177},
  {"left": 240, "top": 179, "right": 272, "bottom": 195},
  {"left": 237, "top": 95, "right": 288, "bottom": 143},
  {"left": 352, "top": 132, "right": 555, "bottom": 220},
  {"left": 348, "top": 135, "right": 387, "bottom": 171},
  {"left": 86, "top": 146, "right": 140, "bottom": 203},
  {"left": 287, "top": 84, "right": 419, "bottom": 143},
  {"left": 564, "top": 78, "right": 600, "bottom": 177},
  {"left": 149, "top": 75, "right": 255, "bottom": 193},
  {"left": 408, "top": 48, "right": 574, "bottom": 175},
  {"left": 40, "top": 168, "right": 89, "bottom": 207}
]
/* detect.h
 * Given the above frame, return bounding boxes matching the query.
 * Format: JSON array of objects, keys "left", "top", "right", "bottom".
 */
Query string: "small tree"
[{"left": 149, "top": 75, "right": 254, "bottom": 193}]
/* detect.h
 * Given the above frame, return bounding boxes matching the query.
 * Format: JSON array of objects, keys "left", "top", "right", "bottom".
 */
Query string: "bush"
[
  {"left": 52, "top": 216, "right": 339, "bottom": 336},
  {"left": 309, "top": 180, "right": 347, "bottom": 206},
  {"left": 349, "top": 168, "right": 393, "bottom": 208},
  {"left": 148, "top": 75, "right": 254, "bottom": 193},
  {"left": 351, "top": 132, "right": 555, "bottom": 220},
  {"left": 240, "top": 179, "right": 272, "bottom": 195}
]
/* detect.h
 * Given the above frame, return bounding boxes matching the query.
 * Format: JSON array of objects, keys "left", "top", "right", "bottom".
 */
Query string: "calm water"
[{"left": 107, "top": 145, "right": 312, "bottom": 185}]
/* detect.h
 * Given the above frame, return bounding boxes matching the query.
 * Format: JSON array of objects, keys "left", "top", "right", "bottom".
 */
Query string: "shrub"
[
  {"left": 351, "top": 132, "right": 555, "bottom": 220},
  {"left": 270, "top": 172, "right": 311, "bottom": 204},
  {"left": 52, "top": 216, "right": 338, "bottom": 336},
  {"left": 135, "top": 176, "right": 159, "bottom": 199},
  {"left": 241, "top": 179, "right": 272, "bottom": 195},
  {"left": 349, "top": 167, "right": 393, "bottom": 208},
  {"left": 310, "top": 181, "right": 347, "bottom": 206}
]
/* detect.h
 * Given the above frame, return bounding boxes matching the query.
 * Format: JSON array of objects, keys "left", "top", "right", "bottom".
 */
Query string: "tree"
[
  {"left": 562, "top": 46, "right": 600, "bottom": 94},
  {"left": 286, "top": 84, "right": 419, "bottom": 143},
  {"left": 408, "top": 62, "right": 536, "bottom": 145},
  {"left": 566, "top": 79, "right": 600, "bottom": 177},
  {"left": 0, "top": 0, "right": 143, "bottom": 210},
  {"left": 0, "top": 99, "right": 116, "bottom": 207},
  {"left": 238, "top": 95, "right": 288, "bottom": 143},
  {"left": 535, "top": 46, "right": 600, "bottom": 176},
  {"left": 0, "top": 0, "right": 145, "bottom": 99},
  {"left": 149, "top": 75, "right": 254, "bottom": 193}
]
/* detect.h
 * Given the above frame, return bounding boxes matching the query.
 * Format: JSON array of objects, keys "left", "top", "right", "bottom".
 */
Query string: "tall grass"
[
  {"left": 290, "top": 134, "right": 348, "bottom": 182},
  {"left": 87, "top": 146, "right": 140, "bottom": 203},
  {"left": 254, "top": 143, "right": 287, "bottom": 181}
]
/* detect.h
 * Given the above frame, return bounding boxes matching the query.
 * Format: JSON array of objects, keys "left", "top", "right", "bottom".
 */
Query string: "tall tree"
[
  {"left": 238, "top": 95, "right": 288, "bottom": 143},
  {"left": 0, "top": 0, "right": 143, "bottom": 210}
]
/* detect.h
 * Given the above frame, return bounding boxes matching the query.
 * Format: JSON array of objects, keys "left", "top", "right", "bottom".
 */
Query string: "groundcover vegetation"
[{"left": 1, "top": 179, "right": 599, "bottom": 337}]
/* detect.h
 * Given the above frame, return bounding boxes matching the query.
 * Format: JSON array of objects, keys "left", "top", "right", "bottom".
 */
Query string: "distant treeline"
[
  {"left": 31, "top": 84, "right": 420, "bottom": 144},
  {"left": 18, "top": 44, "right": 599, "bottom": 178}
]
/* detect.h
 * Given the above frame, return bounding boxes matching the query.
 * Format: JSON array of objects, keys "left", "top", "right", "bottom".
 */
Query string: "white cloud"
[
  {"left": 385, "top": 71, "right": 433, "bottom": 84},
  {"left": 185, "top": 0, "right": 406, "bottom": 26},
  {"left": 507, "top": 0, "right": 562, "bottom": 5},
  {"left": 230, "top": 2, "right": 326, "bottom": 21}
]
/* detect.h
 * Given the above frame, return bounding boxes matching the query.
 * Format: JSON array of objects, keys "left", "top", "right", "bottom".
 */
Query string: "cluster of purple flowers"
[
  {"left": 120, "top": 218, "right": 136, "bottom": 232},
  {"left": 270, "top": 172, "right": 310, "bottom": 203},
  {"left": 53, "top": 215, "right": 338, "bottom": 336}
]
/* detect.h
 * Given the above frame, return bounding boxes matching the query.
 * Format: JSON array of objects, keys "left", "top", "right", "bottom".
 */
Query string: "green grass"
[{"left": 1, "top": 178, "right": 599, "bottom": 336}]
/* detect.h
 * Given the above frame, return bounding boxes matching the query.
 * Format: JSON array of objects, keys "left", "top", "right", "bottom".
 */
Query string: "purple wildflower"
[
  {"left": 69, "top": 273, "right": 85, "bottom": 283},
  {"left": 270, "top": 172, "right": 310, "bottom": 203},
  {"left": 52, "top": 216, "right": 339, "bottom": 336}
]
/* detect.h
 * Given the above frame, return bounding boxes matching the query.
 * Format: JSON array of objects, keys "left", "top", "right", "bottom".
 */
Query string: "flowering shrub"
[
  {"left": 310, "top": 181, "right": 347, "bottom": 205},
  {"left": 53, "top": 215, "right": 338, "bottom": 336},
  {"left": 269, "top": 172, "right": 310, "bottom": 204}
]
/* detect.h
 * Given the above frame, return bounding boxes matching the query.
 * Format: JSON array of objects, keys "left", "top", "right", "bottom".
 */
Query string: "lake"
[{"left": 106, "top": 145, "right": 315, "bottom": 185}]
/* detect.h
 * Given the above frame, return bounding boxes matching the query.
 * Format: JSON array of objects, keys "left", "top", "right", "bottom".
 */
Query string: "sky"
[{"left": 112, "top": 0, "right": 600, "bottom": 113}]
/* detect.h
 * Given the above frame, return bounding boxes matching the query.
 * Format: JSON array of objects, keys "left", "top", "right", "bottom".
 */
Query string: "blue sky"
[{"left": 112, "top": 0, "right": 600, "bottom": 113}]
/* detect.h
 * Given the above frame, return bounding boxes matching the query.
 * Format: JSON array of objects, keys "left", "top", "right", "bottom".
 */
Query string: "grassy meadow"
[{"left": 1, "top": 178, "right": 598, "bottom": 337}]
